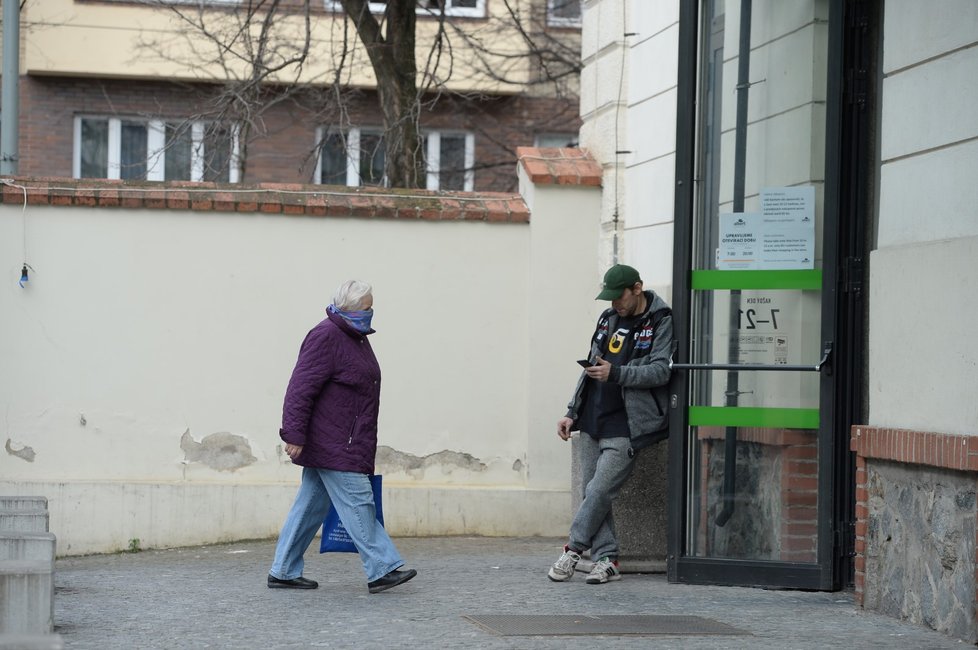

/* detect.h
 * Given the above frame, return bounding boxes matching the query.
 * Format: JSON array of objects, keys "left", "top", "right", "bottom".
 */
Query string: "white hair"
[{"left": 332, "top": 280, "right": 373, "bottom": 311}]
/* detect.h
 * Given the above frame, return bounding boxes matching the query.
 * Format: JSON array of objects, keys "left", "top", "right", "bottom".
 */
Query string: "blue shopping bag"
[{"left": 319, "top": 474, "right": 384, "bottom": 553}]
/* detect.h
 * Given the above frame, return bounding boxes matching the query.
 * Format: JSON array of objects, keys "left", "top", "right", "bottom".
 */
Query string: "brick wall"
[{"left": 16, "top": 76, "right": 580, "bottom": 192}]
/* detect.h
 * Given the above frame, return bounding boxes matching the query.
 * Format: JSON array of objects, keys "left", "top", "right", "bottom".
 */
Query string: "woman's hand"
[{"left": 285, "top": 443, "right": 303, "bottom": 460}]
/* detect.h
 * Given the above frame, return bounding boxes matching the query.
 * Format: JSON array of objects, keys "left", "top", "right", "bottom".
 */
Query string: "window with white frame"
[
  {"left": 425, "top": 131, "right": 473, "bottom": 192},
  {"left": 74, "top": 116, "right": 241, "bottom": 183},
  {"left": 325, "top": 0, "right": 485, "bottom": 19},
  {"left": 547, "top": 0, "right": 581, "bottom": 27},
  {"left": 316, "top": 127, "right": 474, "bottom": 191}
]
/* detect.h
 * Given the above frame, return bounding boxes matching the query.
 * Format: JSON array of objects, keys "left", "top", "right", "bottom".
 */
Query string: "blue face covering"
[{"left": 327, "top": 304, "right": 374, "bottom": 333}]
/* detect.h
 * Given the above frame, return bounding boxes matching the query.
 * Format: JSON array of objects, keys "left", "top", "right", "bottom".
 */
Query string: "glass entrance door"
[{"left": 669, "top": 0, "right": 846, "bottom": 589}]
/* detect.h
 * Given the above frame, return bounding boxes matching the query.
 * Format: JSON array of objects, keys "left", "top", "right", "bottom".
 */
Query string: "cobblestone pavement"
[{"left": 53, "top": 536, "right": 964, "bottom": 649}]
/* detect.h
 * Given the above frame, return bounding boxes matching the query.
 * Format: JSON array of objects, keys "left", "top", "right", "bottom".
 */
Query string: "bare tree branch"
[{"left": 125, "top": 0, "right": 581, "bottom": 188}]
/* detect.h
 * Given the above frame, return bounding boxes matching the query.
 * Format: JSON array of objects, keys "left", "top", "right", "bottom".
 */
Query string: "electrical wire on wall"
[
  {"left": 2, "top": 178, "right": 33, "bottom": 287},
  {"left": 612, "top": 0, "right": 635, "bottom": 265}
]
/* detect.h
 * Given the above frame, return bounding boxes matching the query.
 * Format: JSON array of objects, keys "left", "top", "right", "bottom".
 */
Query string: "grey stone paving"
[{"left": 53, "top": 536, "right": 964, "bottom": 649}]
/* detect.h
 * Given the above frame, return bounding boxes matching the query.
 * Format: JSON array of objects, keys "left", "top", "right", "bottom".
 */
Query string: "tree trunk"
[{"left": 340, "top": 0, "right": 425, "bottom": 189}]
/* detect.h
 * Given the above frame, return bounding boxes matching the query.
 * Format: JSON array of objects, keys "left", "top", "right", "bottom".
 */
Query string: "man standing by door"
[{"left": 549, "top": 264, "right": 674, "bottom": 584}]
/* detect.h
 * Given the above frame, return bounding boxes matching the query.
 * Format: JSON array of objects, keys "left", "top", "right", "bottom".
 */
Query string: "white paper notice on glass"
[
  {"left": 759, "top": 187, "right": 815, "bottom": 269},
  {"left": 716, "top": 187, "right": 815, "bottom": 270},
  {"left": 717, "top": 213, "right": 761, "bottom": 269}
]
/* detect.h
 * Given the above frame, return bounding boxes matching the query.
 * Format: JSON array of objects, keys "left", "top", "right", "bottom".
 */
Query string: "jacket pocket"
[
  {"left": 346, "top": 414, "right": 359, "bottom": 446},
  {"left": 624, "top": 387, "right": 668, "bottom": 436},
  {"left": 651, "top": 386, "right": 667, "bottom": 419}
]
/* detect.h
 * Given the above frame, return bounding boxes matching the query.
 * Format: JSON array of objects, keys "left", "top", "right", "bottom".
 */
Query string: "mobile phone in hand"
[{"left": 577, "top": 359, "right": 594, "bottom": 368}]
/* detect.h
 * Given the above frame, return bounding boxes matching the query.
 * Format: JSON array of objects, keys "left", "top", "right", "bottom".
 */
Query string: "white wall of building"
[
  {"left": 0, "top": 180, "right": 601, "bottom": 554},
  {"left": 584, "top": 0, "right": 978, "bottom": 439},
  {"left": 581, "top": 0, "right": 679, "bottom": 299},
  {"left": 869, "top": 1, "right": 978, "bottom": 435}
]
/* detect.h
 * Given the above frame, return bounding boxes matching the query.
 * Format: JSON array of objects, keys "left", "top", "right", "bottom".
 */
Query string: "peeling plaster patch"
[
  {"left": 376, "top": 446, "right": 487, "bottom": 479},
  {"left": 5, "top": 439, "right": 36, "bottom": 462},
  {"left": 512, "top": 458, "right": 524, "bottom": 473},
  {"left": 180, "top": 429, "right": 256, "bottom": 472}
]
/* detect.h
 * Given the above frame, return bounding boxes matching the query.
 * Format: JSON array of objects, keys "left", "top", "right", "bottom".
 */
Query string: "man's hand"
[
  {"left": 584, "top": 356, "right": 612, "bottom": 382},
  {"left": 557, "top": 417, "right": 574, "bottom": 441},
  {"left": 285, "top": 443, "right": 303, "bottom": 460}
]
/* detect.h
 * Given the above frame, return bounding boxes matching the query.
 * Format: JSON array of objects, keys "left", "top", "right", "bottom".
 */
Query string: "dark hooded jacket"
[
  {"left": 279, "top": 309, "right": 381, "bottom": 474},
  {"left": 566, "top": 290, "right": 673, "bottom": 450}
]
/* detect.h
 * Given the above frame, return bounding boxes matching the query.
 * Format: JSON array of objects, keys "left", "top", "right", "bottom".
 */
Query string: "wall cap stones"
[
  {"left": 0, "top": 177, "right": 530, "bottom": 224},
  {"left": 516, "top": 147, "right": 602, "bottom": 187}
]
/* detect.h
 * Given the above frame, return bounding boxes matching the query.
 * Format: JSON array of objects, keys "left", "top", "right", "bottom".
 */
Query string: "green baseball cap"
[{"left": 596, "top": 264, "right": 641, "bottom": 300}]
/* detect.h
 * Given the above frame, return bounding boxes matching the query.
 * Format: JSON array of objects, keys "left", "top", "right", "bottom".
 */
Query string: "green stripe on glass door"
[
  {"left": 691, "top": 269, "right": 822, "bottom": 290},
  {"left": 688, "top": 406, "right": 819, "bottom": 429}
]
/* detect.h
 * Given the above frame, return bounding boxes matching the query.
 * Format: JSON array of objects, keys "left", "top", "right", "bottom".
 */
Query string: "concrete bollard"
[
  {"left": 0, "top": 560, "right": 54, "bottom": 634},
  {"left": 0, "top": 499, "right": 47, "bottom": 513},
  {"left": 0, "top": 633, "right": 64, "bottom": 649},
  {"left": 0, "top": 512, "right": 48, "bottom": 534},
  {"left": 0, "top": 534, "right": 56, "bottom": 563}
]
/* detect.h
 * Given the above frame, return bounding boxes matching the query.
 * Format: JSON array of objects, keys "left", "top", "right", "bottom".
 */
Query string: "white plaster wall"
[
  {"left": 521, "top": 170, "right": 604, "bottom": 491},
  {"left": 580, "top": 0, "right": 628, "bottom": 269},
  {"left": 870, "top": 7, "right": 978, "bottom": 434},
  {"left": 880, "top": 48, "right": 978, "bottom": 164},
  {"left": 580, "top": 0, "right": 679, "bottom": 291},
  {"left": 878, "top": 140, "right": 978, "bottom": 248},
  {"left": 0, "top": 207, "right": 529, "bottom": 483},
  {"left": 621, "top": 0, "right": 679, "bottom": 293},
  {"left": 623, "top": 222, "right": 674, "bottom": 303},
  {"left": 881, "top": 0, "right": 978, "bottom": 73},
  {"left": 879, "top": 38, "right": 978, "bottom": 247},
  {"left": 868, "top": 236, "right": 978, "bottom": 435},
  {"left": 0, "top": 184, "right": 599, "bottom": 553}
]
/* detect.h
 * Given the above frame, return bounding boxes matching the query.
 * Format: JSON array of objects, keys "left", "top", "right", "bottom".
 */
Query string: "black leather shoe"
[
  {"left": 367, "top": 568, "right": 417, "bottom": 594},
  {"left": 267, "top": 574, "right": 318, "bottom": 589}
]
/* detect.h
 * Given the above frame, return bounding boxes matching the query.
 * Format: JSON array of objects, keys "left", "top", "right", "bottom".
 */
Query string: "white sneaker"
[
  {"left": 585, "top": 557, "right": 621, "bottom": 584},
  {"left": 547, "top": 546, "right": 582, "bottom": 582}
]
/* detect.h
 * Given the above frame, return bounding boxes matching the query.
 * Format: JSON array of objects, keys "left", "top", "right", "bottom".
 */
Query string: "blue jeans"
[
  {"left": 569, "top": 435, "right": 637, "bottom": 561},
  {"left": 270, "top": 467, "right": 404, "bottom": 583}
]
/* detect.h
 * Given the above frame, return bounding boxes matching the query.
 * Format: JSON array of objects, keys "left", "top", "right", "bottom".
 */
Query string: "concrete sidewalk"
[{"left": 53, "top": 536, "right": 961, "bottom": 649}]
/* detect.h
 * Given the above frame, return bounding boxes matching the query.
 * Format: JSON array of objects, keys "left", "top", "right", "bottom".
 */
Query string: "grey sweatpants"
[{"left": 568, "top": 434, "right": 637, "bottom": 561}]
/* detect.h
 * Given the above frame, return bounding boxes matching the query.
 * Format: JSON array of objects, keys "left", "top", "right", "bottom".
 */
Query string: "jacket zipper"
[{"left": 347, "top": 339, "right": 378, "bottom": 446}]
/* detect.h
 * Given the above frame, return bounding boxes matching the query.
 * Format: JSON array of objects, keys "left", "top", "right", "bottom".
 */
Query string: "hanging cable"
[
  {"left": 612, "top": 0, "right": 635, "bottom": 264},
  {"left": 2, "top": 178, "right": 33, "bottom": 288}
]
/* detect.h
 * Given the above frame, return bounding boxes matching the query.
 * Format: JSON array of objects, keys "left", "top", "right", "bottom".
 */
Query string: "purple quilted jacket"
[{"left": 279, "top": 310, "right": 381, "bottom": 474}]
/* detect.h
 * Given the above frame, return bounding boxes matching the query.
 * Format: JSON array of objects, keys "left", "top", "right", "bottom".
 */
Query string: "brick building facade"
[
  {"left": 8, "top": 1, "right": 583, "bottom": 193},
  {"left": 17, "top": 76, "right": 579, "bottom": 193}
]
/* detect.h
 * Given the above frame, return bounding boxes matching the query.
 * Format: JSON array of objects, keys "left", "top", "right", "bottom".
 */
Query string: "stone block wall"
[{"left": 851, "top": 426, "right": 978, "bottom": 643}]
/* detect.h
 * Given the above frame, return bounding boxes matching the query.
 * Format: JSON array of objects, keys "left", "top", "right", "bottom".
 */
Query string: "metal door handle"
[{"left": 670, "top": 342, "right": 832, "bottom": 374}]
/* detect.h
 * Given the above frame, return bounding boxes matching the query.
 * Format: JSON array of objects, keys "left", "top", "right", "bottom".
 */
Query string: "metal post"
[
  {"left": 716, "top": 0, "right": 752, "bottom": 528},
  {"left": 1, "top": 0, "right": 21, "bottom": 175}
]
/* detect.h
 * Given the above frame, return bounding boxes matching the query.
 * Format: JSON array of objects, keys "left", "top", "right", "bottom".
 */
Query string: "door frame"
[{"left": 667, "top": 0, "right": 859, "bottom": 590}]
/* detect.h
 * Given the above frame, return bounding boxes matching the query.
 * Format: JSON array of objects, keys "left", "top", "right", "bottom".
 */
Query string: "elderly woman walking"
[{"left": 268, "top": 279, "right": 416, "bottom": 594}]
